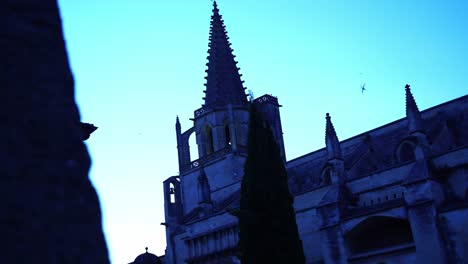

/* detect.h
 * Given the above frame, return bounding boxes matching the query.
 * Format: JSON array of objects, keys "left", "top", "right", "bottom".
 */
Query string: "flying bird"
[{"left": 361, "top": 83, "right": 366, "bottom": 94}]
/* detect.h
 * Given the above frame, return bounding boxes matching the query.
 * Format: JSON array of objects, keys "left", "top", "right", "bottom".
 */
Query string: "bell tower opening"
[
  {"left": 169, "top": 183, "right": 176, "bottom": 203},
  {"left": 225, "top": 124, "right": 231, "bottom": 146},
  {"left": 163, "top": 176, "right": 181, "bottom": 220},
  {"left": 189, "top": 132, "right": 199, "bottom": 161},
  {"left": 205, "top": 126, "right": 214, "bottom": 155}
]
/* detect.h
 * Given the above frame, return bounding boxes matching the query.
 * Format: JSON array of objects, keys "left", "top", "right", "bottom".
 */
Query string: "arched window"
[
  {"left": 169, "top": 183, "right": 176, "bottom": 204},
  {"left": 205, "top": 126, "right": 214, "bottom": 155},
  {"left": 165, "top": 177, "right": 181, "bottom": 217},
  {"left": 189, "top": 131, "right": 199, "bottom": 161},
  {"left": 345, "top": 216, "right": 414, "bottom": 256},
  {"left": 396, "top": 140, "right": 416, "bottom": 163},
  {"left": 225, "top": 124, "right": 231, "bottom": 147},
  {"left": 197, "top": 170, "right": 211, "bottom": 204},
  {"left": 321, "top": 166, "right": 332, "bottom": 185}
]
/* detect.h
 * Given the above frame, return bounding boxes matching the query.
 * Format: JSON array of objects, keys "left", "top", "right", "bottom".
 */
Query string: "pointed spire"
[
  {"left": 325, "top": 113, "right": 342, "bottom": 160},
  {"left": 175, "top": 115, "right": 181, "bottom": 130},
  {"left": 405, "top": 84, "right": 423, "bottom": 133},
  {"left": 203, "top": 1, "right": 247, "bottom": 108}
]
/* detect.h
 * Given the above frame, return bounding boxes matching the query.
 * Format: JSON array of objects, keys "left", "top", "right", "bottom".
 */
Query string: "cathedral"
[{"left": 162, "top": 2, "right": 468, "bottom": 263}]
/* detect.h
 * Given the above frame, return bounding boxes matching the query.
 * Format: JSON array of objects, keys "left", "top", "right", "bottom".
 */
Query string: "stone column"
[
  {"left": 404, "top": 160, "right": 447, "bottom": 264},
  {"left": 318, "top": 204, "right": 348, "bottom": 264},
  {"left": 213, "top": 124, "right": 223, "bottom": 151},
  {"left": 227, "top": 104, "right": 238, "bottom": 151},
  {"left": 407, "top": 202, "right": 447, "bottom": 263},
  {"left": 197, "top": 131, "right": 205, "bottom": 157},
  {"left": 317, "top": 185, "right": 348, "bottom": 264}
]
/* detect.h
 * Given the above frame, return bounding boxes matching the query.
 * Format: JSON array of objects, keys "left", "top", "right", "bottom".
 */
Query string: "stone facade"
[
  {"left": 163, "top": 2, "right": 468, "bottom": 264},
  {"left": 1, "top": 1, "right": 109, "bottom": 263}
]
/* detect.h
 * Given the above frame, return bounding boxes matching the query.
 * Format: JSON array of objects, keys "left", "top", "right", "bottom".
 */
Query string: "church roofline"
[{"left": 286, "top": 94, "right": 468, "bottom": 166}]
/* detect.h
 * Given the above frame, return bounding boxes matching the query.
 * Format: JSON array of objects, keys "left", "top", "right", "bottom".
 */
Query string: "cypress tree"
[{"left": 237, "top": 103, "right": 305, "bottom": 264}]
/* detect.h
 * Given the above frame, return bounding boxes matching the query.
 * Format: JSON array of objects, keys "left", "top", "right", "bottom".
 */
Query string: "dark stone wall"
[{"left": 0, "top": 1, "right": 109, "bottom": 263}]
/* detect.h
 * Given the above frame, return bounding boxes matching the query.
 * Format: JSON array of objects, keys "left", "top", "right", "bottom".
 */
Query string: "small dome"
[{"left": 133, "top": 247, "right": 161, "bottom": 264}]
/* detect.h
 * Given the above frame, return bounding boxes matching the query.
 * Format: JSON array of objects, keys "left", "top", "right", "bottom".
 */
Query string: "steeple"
[
  {"left": 405, "top": 84, "right": 423, "bottom": 133},
  {"left": 325, "top": 113, "right": 342, "bottom": 160},
  {"left": 203, "top": 1, "right": 247, "bottom": 108}
]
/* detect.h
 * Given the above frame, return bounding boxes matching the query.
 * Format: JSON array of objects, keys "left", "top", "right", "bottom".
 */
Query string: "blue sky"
[{"left": 57, "top": 0, "right": 467, "bottom": 263}]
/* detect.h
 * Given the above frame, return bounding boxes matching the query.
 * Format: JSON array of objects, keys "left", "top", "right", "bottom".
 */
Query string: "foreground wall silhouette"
[{"left": 0, "top": 1, "right": 109, "bottom": 263}]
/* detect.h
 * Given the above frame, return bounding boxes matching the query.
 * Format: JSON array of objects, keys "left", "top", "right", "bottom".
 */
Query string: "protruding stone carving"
[
  {"left": 405, "top": 84, "right": 423, "bottom": 134},
  {"left": 325, "top": 113, "right": 342, "bottom": 160}
]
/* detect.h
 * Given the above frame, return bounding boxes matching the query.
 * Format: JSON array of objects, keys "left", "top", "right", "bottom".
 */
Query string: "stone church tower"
[
  {"left": 163, "top": 2, "right": 285, "bottom": 263},
  {"left": 163, "top": 1, "right": 468, "bottom": 264}
]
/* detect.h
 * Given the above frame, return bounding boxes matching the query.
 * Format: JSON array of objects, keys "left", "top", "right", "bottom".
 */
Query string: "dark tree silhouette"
[{"left": 237, "top": 103, "right": 305, "bottom": 264}]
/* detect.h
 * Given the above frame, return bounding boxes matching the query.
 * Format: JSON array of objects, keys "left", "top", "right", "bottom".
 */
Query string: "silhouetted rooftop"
[{"left": 131, "top": 247, "right": 161, "bottom": 264}]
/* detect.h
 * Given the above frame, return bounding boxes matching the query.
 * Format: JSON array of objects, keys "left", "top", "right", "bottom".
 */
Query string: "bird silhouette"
[{"left": 361, "top": 83, "right": 366, "bottom": 94}]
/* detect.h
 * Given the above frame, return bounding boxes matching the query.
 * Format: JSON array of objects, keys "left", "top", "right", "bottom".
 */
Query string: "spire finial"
[
  {"left": 203, "top": 0, "right": 247, "bottom": 108},
  {"left": 175, "top": 115, "right": 181, "bottom": 130},
  {"left": 325, "top": 113, "right": 335, "bottom": 139},
  {"left": 405, "top": 84, "right": 422, "bottom": 133},
  {"left": 325, "top": 113, "right": 342, "bottom": 160}
]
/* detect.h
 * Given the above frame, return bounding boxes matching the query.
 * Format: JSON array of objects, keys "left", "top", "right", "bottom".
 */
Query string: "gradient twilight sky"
[{"left": 57, "top": 0, "right": 467, "bottom": 263}]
